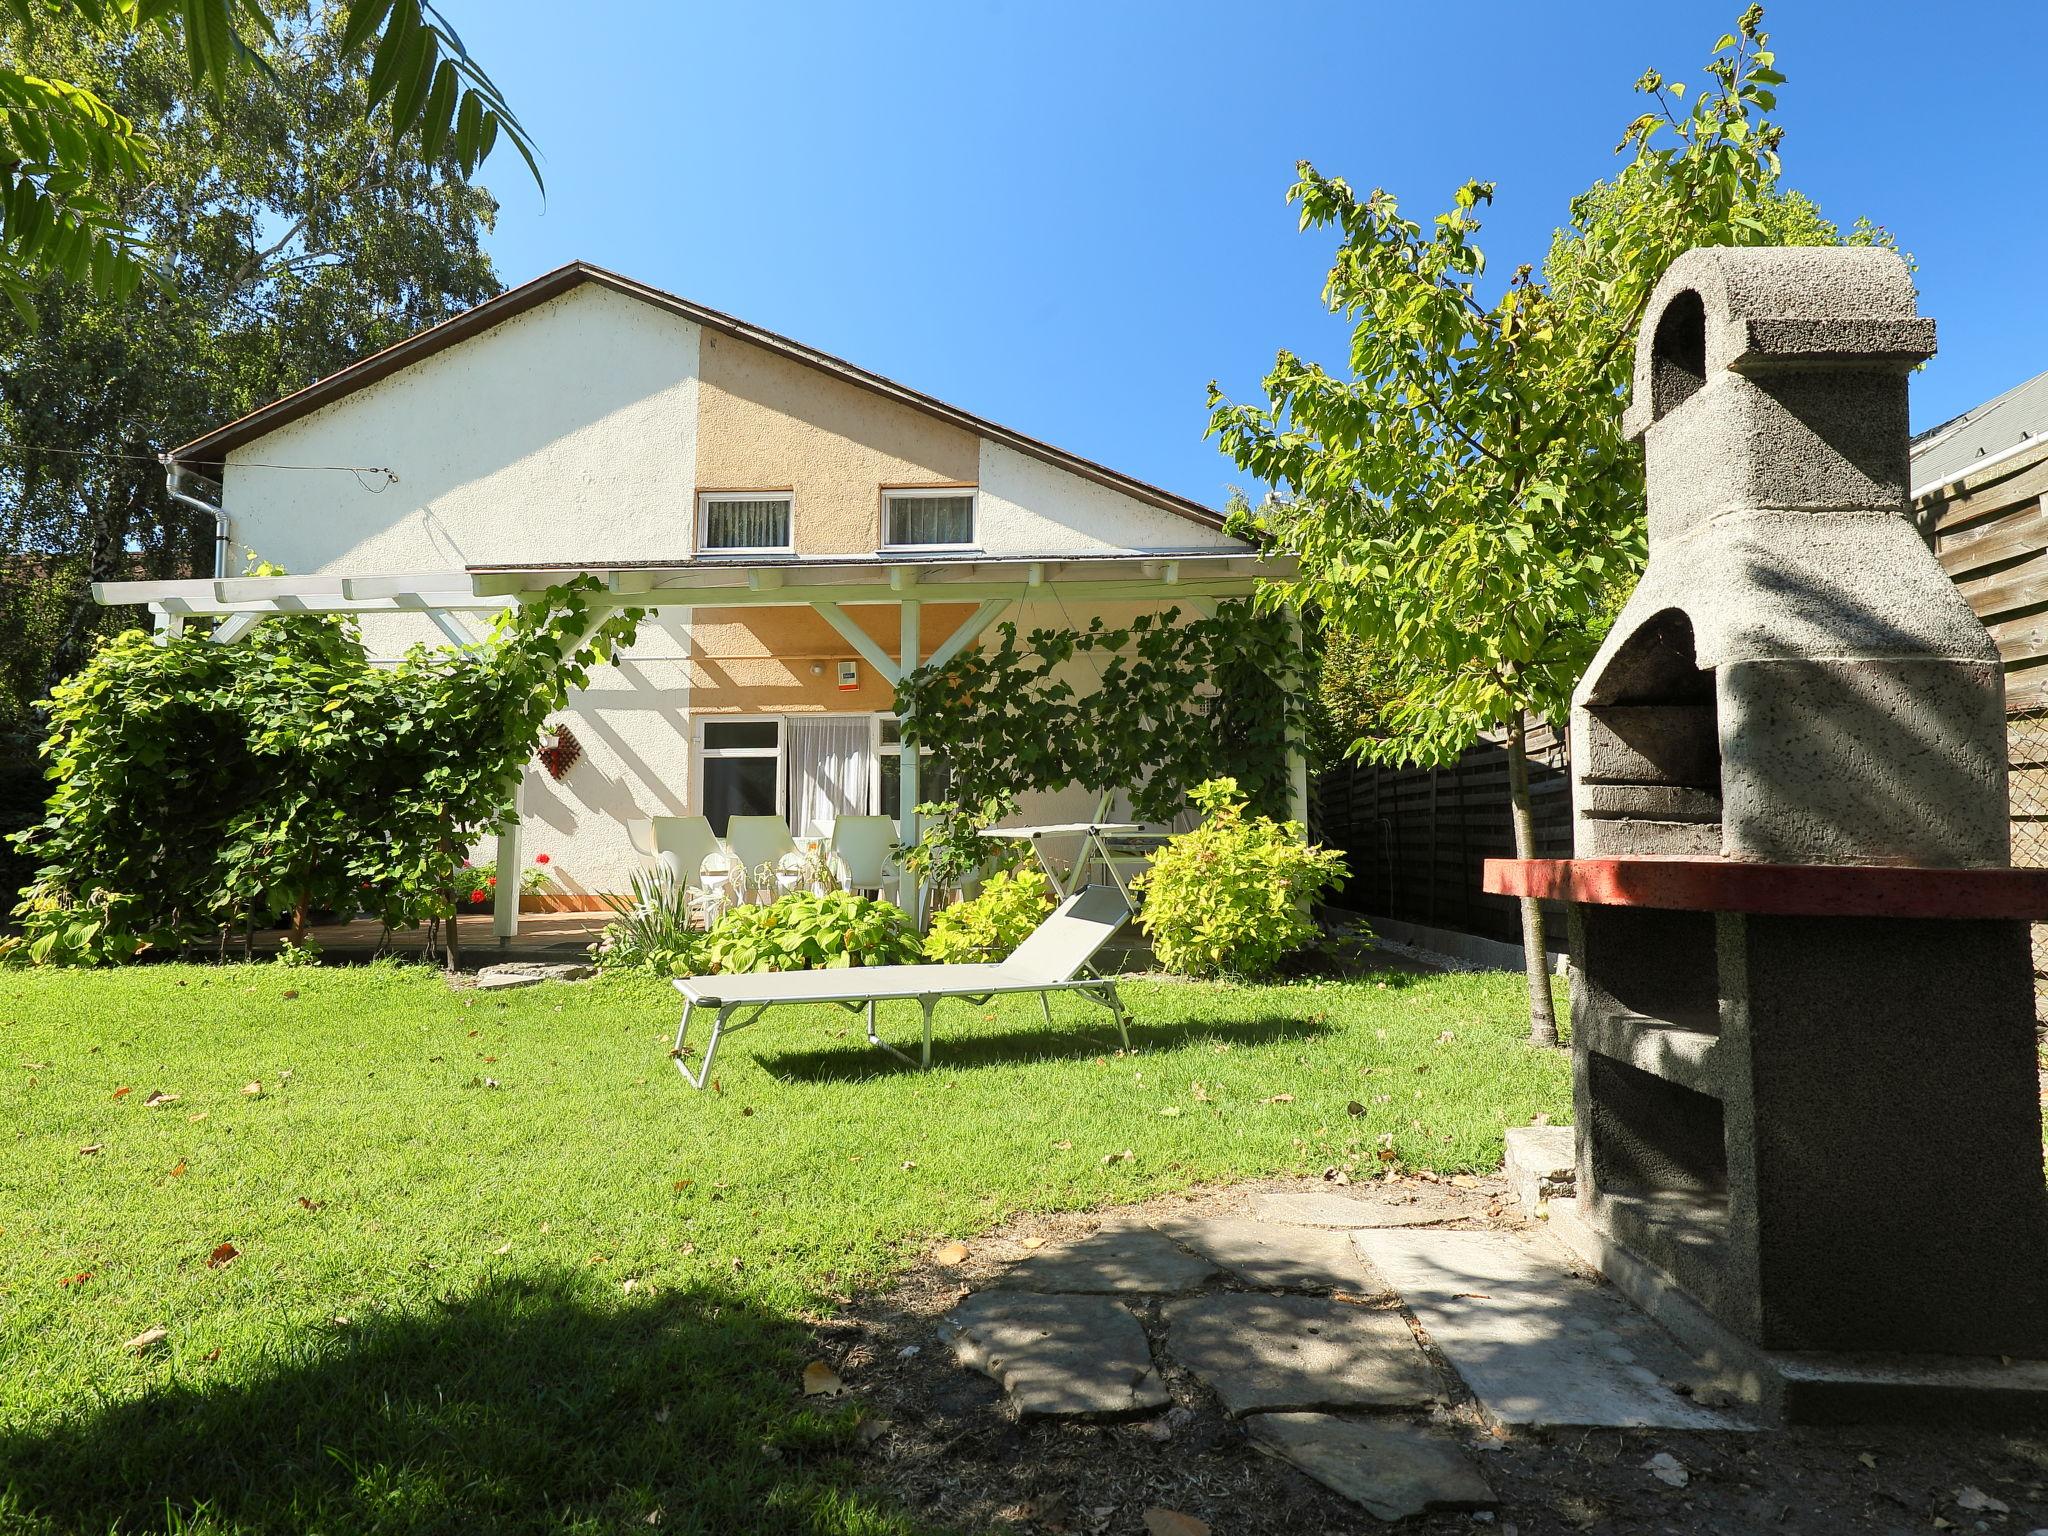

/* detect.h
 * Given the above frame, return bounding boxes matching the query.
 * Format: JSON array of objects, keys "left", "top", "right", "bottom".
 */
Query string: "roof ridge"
[{"left": 168, "top": 261, "right": 1225, "bottom": 530}]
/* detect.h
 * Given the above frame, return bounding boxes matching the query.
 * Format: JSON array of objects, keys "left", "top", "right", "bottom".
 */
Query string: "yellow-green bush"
[{"left": 1135, "top": 777, "right": 1347, "bottom": 978}]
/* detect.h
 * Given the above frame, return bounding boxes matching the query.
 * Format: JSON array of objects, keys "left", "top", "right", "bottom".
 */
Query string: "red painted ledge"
[{"left": 1482, "top": 857, "right": 2048, "bottom": 920}]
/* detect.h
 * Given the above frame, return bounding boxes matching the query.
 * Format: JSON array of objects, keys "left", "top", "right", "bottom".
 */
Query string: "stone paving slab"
[
  {"left": 1244, "top": 1412, "right": 1496, "bottom": 1522},
  {"left": 1164, "top": 1292, "right": 1439, "bottom": 1416},
  {"left": 1352, "top": 1227, "right": 1750, "bottom": 1429},
  {"left": 1152, "top": 1212, "right": 1391, "bottom": 1295},
  {"left": 994, "top": 1222, "right": 1218, "bottom": 1294},
  {"left": 940, "top": 1291, "right": 1168, "bottom": 1419},
  {"left": 1250, "top": 1190, "right": 1468, "bottom": 1230}
]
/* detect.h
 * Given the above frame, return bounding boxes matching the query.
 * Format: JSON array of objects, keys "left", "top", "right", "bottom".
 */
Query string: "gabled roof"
[
  {"left": 1911, "top": 365, "right": 2048, "bottom": 493},
  {"left": 168, "top": 260, "right": 1226, "bottom": 530}
]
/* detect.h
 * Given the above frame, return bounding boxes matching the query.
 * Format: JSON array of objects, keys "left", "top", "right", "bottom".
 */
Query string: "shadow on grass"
[
  {"left": 756, "top": 1011, "right": 1336, "bottom": 1084},
  {"left": 0, "top": 1272, "right": 900, "bottom": 1536}
]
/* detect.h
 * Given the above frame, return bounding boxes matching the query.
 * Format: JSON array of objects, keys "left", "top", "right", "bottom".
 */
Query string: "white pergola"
[{"left": 95, "top": 548, "right": 1300, "bottom": 940}]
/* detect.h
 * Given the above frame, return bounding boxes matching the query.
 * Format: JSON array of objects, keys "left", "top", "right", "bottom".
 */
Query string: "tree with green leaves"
[
  {"left": 0, "top": 3, "right": 501, "bottom": 712},
  {"left": 1209, "top": 8, "right": 1889, "bottom": 1044},
  {"left": 0, "top": 0, "right": 532, "bottom": 314}
]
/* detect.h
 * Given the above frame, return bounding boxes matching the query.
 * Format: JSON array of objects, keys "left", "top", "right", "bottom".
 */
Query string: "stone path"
[
  {"left": 940, "top": 1178, "right": 1751, "bottom": 1522},
  {"left": 943, "top": 1184, "right": 1504, "bottom": 1522},
  {"left": 1244, "top": 1413, "right": 1497, "bottom": 1522},
  {"left": 1354, "top": 1227, "right": 1747, "bottom": 1430},
  {"left": 1165, "top": 1293, "right": 1437, "bottom": 1415},
  {"left": 940, "top": 1292, "right": 1167, "bottom": 1419}
]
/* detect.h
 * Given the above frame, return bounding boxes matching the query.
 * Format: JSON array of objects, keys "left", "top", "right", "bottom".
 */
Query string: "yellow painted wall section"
[
  {"left": 695, "top": 331, "right": 979, "bottom": 554},
  {"left": 687, "top": 602, "right": 980, "bottom": 714}
]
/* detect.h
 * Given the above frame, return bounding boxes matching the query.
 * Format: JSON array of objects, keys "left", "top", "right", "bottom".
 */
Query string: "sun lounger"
[{"left": 669, "top": 885, "right": 1132, "bottom": 1087}]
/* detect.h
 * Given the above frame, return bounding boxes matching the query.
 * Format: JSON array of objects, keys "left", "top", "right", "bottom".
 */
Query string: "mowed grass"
[{"left": 0, "top": 959, "right": 1568, "bottom": 1535}]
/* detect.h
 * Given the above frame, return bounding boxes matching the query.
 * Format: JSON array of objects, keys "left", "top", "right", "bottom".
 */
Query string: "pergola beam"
[
  {"left": 926, "top": 599, "right": 1009, "bottom": 673},
  {"left": 210, "top": 612, "right": 268, "bottom": 644},
  {"left": 810, "top": 601, "right": 902, "bottom": 685}
]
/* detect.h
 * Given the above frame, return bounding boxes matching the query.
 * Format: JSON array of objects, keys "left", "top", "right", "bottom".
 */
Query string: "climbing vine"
[
  {"left": 892, "top": 599, "right": 1312, "bottom": 828},
  {"left": 6, "top": 577, "right": 643, "bottom": 965}
]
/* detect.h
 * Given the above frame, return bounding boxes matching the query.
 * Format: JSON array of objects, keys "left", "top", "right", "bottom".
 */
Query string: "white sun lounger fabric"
[{"left": 669, "top": 885, "right": 1131, "bottom": 1087}]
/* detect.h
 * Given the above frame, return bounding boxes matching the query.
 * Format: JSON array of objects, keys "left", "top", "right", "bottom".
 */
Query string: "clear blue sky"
[{"left": 459, "top": 1, "right": 2048, "bottom": 509}]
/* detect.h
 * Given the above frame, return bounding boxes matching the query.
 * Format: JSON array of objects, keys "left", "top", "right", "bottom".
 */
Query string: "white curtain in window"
[
  {"left": 786, "top": 716, "right": 873, "bottom": 837},
  {"left": 886, "top": 494, "right": 973, "bottom": 546},
  {"left": 704, "top": 497, "right": 790, "bottom": 549}
]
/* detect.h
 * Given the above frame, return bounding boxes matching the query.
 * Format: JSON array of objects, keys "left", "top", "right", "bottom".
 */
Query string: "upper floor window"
[
  {"left": 699, "top": 492, "right": 793, "bottom": 554},
  {"left": 882, "top": 488, "right": 976, "bottom": 550}
]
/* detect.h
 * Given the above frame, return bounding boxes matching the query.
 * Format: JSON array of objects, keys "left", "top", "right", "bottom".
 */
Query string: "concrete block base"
[{"left": 1537, "top": 1195, "right": 2048, "bottom": 1426}]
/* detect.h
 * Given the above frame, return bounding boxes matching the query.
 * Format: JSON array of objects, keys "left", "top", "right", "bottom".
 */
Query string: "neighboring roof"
[
  {"left": 168, "top": 261, "right": 1226, "bottom": 530},
  {"left": 1911, "top": 365, "right": 2048, "bottom": 493}
]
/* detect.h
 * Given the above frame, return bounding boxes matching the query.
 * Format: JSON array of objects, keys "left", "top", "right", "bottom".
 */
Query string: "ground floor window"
[
  {"left": 695, "top": 713, "right": 951, "bottom": 836},
  {"left": 699, "top": 718, "right": 782, "bottom": 836},
  {"left": 875, "top": 716, "right": 952, "bottom": 821}
]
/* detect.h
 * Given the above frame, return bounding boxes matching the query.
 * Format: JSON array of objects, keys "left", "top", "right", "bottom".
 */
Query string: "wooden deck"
[{"left": 253, "top": 911, "right": 609, "bottom": 968}]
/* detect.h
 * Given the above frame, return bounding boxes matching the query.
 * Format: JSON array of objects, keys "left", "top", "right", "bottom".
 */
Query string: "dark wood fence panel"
[{"left": 1314, "top": 720, "right": 1572, "bottom": 944}]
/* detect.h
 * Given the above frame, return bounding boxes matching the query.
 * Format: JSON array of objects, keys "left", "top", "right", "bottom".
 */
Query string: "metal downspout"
[{"left": 161, "top": 457, "right": 230, "bottom": 579}]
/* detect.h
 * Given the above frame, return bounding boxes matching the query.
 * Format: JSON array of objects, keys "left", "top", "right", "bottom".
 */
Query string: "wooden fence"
[
  {"left": 1314, "top": 719, "right": 1572, "bottom": 945},
  {"left": 1919, "top": 439, "right": 2048, "bottom": 1011}
]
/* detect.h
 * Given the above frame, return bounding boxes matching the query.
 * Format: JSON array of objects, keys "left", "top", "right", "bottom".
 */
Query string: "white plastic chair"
[
  {"left": 627, "top": 816, "right": 720, "bottom": 890},
  {"left": 826, "top": 814, "right": 899, "bottom": 900},
  {"left": 724, "top": 815, "right": 799, "bottom": 876}
]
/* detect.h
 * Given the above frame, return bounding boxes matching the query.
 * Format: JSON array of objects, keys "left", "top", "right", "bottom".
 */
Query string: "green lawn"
[{"left": 0, "top": 959, "right": 1568, "bottom": 1535}]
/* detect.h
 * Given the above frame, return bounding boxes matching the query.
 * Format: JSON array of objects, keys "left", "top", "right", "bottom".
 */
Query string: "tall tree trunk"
[{"left": 1506, "top": 711, "right": 1560, "bottom": 1047}]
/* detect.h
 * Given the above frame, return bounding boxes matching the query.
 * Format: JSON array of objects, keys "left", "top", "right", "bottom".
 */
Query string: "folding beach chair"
[{"left": 669, "top": 885, "right": 1131, "bottom": 1088}]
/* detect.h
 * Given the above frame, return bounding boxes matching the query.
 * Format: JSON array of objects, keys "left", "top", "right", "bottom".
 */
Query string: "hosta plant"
[
  {"left": 923, "top": 866, "right": 1054, "bottom": 963},
  {"left": 705, "top": 891, "right": 921, "bottom": 974},
  {"left": 1134, "top": 777, "right": 1348, "bottom": 979}
]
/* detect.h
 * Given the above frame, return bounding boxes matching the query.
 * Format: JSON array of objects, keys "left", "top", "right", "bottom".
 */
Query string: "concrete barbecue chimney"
[{"left": 1489, "top": 246, "right": 2048, "bottom": 1421}]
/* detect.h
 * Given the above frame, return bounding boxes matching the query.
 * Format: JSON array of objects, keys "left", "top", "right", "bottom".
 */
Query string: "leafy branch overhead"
[{"left": 0, "top": 0, "right": 534, "bottom": 314}]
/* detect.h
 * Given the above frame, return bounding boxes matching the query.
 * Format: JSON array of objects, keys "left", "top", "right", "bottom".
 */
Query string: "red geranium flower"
[
  {"left": 534, "top": 853, "right": 550, "bottom": 865},
  {"left": 470, "top": 889, "right": 487, "bottom": 903}
]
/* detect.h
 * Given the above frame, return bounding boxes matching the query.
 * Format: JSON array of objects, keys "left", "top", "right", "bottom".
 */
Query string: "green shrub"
[
  {"left": 705, "top": 891, "right": 921, "bottom": 974},
  {"left": 592, "top": 869, "right": 710, "bottom": 978},
  {"left": 924, "top": 865, "right": 1054, "bottom": 963},
  {"left": 1134, "top": 777, "right": 1348, "bottom": 978}
]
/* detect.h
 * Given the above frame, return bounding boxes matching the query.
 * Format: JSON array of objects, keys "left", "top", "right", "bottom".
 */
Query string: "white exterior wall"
[
  {"left": 976, "top": 439, "right": 1240, "bottom": 554},
  {"left": 222, "top": 284, "right": 711, "bottom": 900},
  {"left": 212, "top": 277, "right": 1247, "bottom": 896}
]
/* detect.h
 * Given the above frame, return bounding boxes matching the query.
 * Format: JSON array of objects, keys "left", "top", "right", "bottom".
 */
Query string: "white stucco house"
[{"left": 96, "top": 263, "right": 1293, "bottom": 924}]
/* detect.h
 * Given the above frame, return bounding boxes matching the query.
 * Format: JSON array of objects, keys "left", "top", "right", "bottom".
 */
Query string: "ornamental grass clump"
[
  {"left": 1134, "top": 777, "right": 1347, "bottom": 979},
  {"left": 593, "top": 869, "right": 710, "bottom": 979},
  {"left": 923, "top": 866, "right": 1054, "bottom": 963}
]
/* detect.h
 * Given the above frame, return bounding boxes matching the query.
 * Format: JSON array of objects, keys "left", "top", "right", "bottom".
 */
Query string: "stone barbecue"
[{"left": 1490, "top": 246, "right": 2048, "bottom": 1419}]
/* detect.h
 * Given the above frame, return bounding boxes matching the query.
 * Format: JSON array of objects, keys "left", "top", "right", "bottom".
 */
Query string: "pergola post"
[
  {"left": 1286, "top": 606, "right": 1310, "bottom": 837},
  {"left": 898, "top": 596, "right": 922, "bottom": 922},
  {"left": 492, "top": 780, "right": 523, "bottom": 944}
]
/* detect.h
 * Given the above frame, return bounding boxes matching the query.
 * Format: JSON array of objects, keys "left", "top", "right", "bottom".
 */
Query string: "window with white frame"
[
  {"left": 882, "top": 488, "right": 976, "bottom": 550},
  {"left": 698, "top": 492, "right": 793, "bottom": 554},
  {"left": 873, "top": 715, "right": 953, "bottom": 823},
  {"left": 699, "top": 718, "right": 782, "bottom": 835}
]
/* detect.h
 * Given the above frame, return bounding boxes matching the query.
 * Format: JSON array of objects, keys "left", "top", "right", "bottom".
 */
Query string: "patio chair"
[
  {"left": 627, "top": 815, "right": 721, "bottom": 892},
  {"left": 826, "top": 814, "right": 899, "bottom": 900},
  {"left": 669, "top": 884, "right": 1132, "bottom": 1088},
  {"left": 724, "top": 815, "right": 800, "bottom": 879}
]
